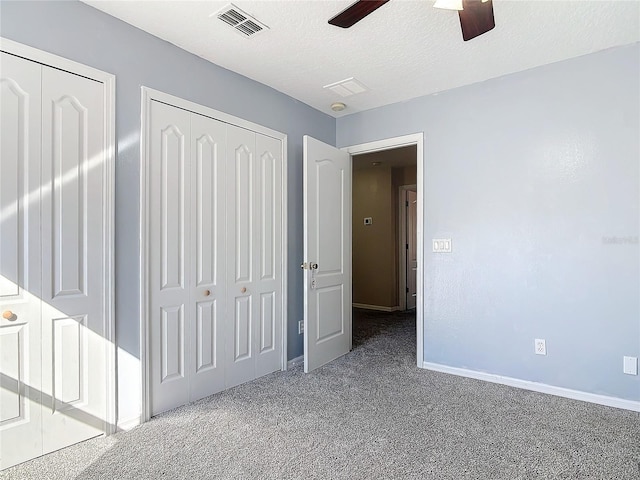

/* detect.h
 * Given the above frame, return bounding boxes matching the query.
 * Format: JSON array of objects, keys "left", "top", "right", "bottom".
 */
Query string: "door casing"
[
  {"left": 343, "top": 134, "right": 424, "bottom": 368},
  {"left": 139, "top": 87, "right": 288, "bottom": 423}
]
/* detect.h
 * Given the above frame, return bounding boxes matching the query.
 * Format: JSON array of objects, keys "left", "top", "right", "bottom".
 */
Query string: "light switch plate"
[
  {"left": 623, "top": 356, "right": 638, "bottom": 375},
  {"left": 432, "top": 239, "right": 452, "bottom": 253}
]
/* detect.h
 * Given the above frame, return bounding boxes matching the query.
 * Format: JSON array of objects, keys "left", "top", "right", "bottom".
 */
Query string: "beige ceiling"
[{"left": 83, "top": 0, "right": 640, "bottom": 118}]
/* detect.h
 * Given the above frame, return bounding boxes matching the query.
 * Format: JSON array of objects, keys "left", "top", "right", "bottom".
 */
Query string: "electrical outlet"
[
  {"left": 298, "top": 320, "right": 304, "bottom": 335},
  {"left": 534, "top": 339, "right": 546, "bottom": 355},
  {"left": 623, "top": 356, "right": 638, "bottom": 375}
]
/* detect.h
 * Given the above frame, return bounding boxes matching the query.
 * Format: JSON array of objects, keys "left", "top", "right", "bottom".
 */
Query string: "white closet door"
[
  {"left": 0, "top": 52, "right": 43, "bottom": 470},
  {"left": 149, "top": 100, "right": 192, "bottom": 415},
  {"left": 188, "top": 113, "right": 226, "bottom": 401},
  {"left": 254, "top": 133, "right": 282, "bottom": 378},
  {"left": 225, "top": 124, "right": 256, "bottom": 387},
  {"left": 40, "top": 65, "right": 107, "bottom": 453},
  {"left": 225, "top": 127, "right": 282, "bottom": 387}
]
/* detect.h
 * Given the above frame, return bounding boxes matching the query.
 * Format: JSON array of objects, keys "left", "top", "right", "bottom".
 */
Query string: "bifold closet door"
[
  {"left": 188, "top": 113, "right": 226, "bottom": 402},
  {"left": 1, "top": 52, "right": 109, "bottom": 468},
  {"left": 149, "top": 101, "right": 227, "bottom": 415},
  {"left": 0, "top": 52, "right": 44, "bottom": 469},
  {"left": 40, "top": 60, "right": 108, "bottom": 454},
  {"left": 225, "top": 125, "right": 282, "bottom": 388}
]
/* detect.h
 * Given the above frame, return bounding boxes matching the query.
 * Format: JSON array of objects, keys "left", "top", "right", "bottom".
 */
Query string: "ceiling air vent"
[
  {"left": 213, "top": 4, "right": 269, "bottom": 38},
  {"left": 323, "top": 77, "right": 369, "bottom": 98}
]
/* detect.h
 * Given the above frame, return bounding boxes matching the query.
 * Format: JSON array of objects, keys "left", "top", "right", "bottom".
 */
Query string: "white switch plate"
[
  {"left": 534, "top": 339, "right": 546, "bottom": 355},
  {"left": 364, "top": 217, "right": 372, "bottom": 225},
  {"left": 432, "top": 239, "right": 452, "bottom": 253},
  {"left": 623, "top": 356, "right": 637, "bottom": 375},
  {"left": 298, "top": 320, "right": 304, "bottom": 335}
]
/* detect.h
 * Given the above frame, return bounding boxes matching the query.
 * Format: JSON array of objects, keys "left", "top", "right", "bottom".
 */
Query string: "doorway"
[
  {"left": 301, "top": 133, "right": 424, "bottom": 371},
  {"left": 351, "top": 147, "right": 417, "bottom": 312},
  {"left": 344, "top": 134, "right": 424, "bottom": 368}
]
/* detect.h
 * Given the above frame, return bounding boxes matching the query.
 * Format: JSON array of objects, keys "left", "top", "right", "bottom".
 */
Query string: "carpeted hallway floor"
[{"left": 2, "top": 309, "right": 639, "bottom": 479}]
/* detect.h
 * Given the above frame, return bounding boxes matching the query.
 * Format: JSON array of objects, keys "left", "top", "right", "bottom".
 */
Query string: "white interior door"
[
  {"left": 406, "top": 189, "right": 417, "bottom": 310},
  {"left": 0, "top": 52, "right": 43, "bottom": 470},
  {"left": 225, "top": 124, "right": 256, "bottom": 387},
  {"left": 149, "top": 100, "right": 191, "bottom": 415},
  {"left": 253, "top": 133, "right": 283, "bottom": 378},
  {"left": 40, "top": 64, "right": 107, "bottom": 453},
  {"left": 303, "top": 136, "right": 351, "bottom": 373},
  {"left": 188, "top": 112, "right": 227, "bottom": 402},
  {"left": 147, "top": 96, "right": 283, "bottom": 415},
  {"left": 1, "top": 51, "right": 110, "bottom": 468}
]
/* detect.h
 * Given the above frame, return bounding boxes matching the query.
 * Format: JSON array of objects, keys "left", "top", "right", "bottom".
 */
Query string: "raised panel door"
[
  {"left": 0, "top": 52, "right": 43, "bottom": 470},
  {"left": 253, "top": 133, "right": 282, "bottom": 378},
  {"left": 303, "top": 136, "right": 352, "bottom": 373},
  {"left": 188, "top": 113, "right": 226, "bottom": 401},
  {"left": 148, "top": 100, "right": 191, "bottom": 415},
  {"left": 40, "top": 65, "right": 107, "bottom": 453},
  {"left": 225, "top": 124, "right": 256, "bottom": 388}
]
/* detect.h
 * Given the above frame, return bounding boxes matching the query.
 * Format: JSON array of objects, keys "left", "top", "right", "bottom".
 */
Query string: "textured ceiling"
[{"left": 83, "top": 0, "right": 640, "bottom": 117}]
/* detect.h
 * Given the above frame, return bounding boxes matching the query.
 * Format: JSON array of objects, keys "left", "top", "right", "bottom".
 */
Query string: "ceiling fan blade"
[
  {"left": 328, "top": 0, "right": 390, "bottom": 28},
  {"left": 458, "top": 0, "right": 495, "bottom": 41}
]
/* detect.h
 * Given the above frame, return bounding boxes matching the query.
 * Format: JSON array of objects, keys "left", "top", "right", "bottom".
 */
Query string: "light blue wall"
[
  {"left": 1, "top": 0, "right": 334, "bottom": 421},
  {"left": 338, "top": 44, "right": 640, "bottom": 402}
]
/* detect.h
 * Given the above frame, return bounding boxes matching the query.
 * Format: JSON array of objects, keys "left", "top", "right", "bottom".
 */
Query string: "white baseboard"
[
  {"left": 352, "top": 303, "right": 401, "bottom": 312},
  {"left": 422, "top": 361, "right": 640, "bottom": 413},
  {"left": 287, "top": 355, "right": 304, "bottom": 369},
  {"left": 117, "top": 415, "right": 141, "bottom": 432}
]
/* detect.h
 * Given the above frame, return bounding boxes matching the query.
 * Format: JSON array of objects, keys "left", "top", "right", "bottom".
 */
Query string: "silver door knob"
[
  {"left": 204, "top": 289, "right": 211, "bottom": 296},
  {"left": 240, "top": 287, "right": 247, "bottom": 293}
]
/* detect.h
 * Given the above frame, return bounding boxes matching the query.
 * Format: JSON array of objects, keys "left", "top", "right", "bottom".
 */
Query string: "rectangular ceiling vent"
[
  {"left": 323, "top": 77, "right": 369, "bottom": 97},
  {"left": 213, "top": 4, "right": 269, "bottom": 38}
]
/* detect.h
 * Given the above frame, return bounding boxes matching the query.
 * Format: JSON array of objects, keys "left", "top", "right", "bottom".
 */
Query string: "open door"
[{"left": 303, "top": 136, "right": 352, "bottom": 373}]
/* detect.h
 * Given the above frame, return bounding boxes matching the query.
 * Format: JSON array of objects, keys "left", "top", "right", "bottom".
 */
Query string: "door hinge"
[
  {"left": 406, "top": 200, "right": 409, "bottom": 207},
  {"left": 406, "top": 287, "right": 409, "bottom": 293},
  {"left": 406, "top": 243, "right": 409, "bottom": 250}
]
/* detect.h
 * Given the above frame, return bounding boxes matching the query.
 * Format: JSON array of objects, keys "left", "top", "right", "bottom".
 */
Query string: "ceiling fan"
[{"left": 328, "top": 0, "right": 495, "bottom": 42}]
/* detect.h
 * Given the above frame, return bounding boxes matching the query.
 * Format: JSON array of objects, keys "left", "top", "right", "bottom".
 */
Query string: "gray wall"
[
  {"left": 1, "top": 0, "right": 335, "bottom": 422},
  {"left": 338, "top": 44, "right": 640, "bottom": 402}
]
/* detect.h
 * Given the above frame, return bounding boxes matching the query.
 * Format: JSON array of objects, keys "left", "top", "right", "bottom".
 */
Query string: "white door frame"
[
  {"left": 0, "top": 37, "right": 117, "bottom": 434},
  {"left": 343, "top": 133, "right": 424, "bottom": 368},
  {"left": 139, "top": 87, "right": 288, "bottom": 422},
  {"left": 398, "top": 184, "right": 417, "bottom": 311}
]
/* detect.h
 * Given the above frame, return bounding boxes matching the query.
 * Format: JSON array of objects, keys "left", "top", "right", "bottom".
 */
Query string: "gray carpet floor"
[{"left": 2, "top": 309, "right": 639, "bottom": 479}]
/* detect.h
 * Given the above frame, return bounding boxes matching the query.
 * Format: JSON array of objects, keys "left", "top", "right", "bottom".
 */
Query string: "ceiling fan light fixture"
[
  {"left": 331, "top": 102, "right": 347, "bottom": 112},
  {"left": 433, "top": 0, "right": 489, "bottom": 11},
  {"left": 433, "top": 0, "right": 463, "bottom": 11}
]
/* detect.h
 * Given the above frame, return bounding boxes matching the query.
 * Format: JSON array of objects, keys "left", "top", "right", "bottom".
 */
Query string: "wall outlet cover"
[
  {"left": 298, "top": 320, "right": 304, "bottom": 335},
  {"left": 623, "top": 356, "right": 637, "bottom": 375},
  {"left": 534, "top": 338, "right": 546, "bottom": 355}
]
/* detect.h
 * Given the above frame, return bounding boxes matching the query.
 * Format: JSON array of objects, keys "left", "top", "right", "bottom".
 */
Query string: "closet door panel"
[
  {"left": 254, "top": 134, "right": 282, "bottom": 377},
  {"left": 0, "top": 52, "right": 43, "bottom": 470},
  {"left": 40, "top": 65, "right": 107, "bottom": 452},
  {"left": 148, "top": 100, "right": 191, "bottom": 415},
  {"left": 225, "top": 125, "right": 256, "bottom": 388},
  {"left": 189, "top": 113, "right": 226, "bottom": 401}
]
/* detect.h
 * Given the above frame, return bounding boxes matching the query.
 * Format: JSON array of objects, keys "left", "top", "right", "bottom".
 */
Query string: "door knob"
[
  {"left": 240, "top": 287, "right": 247, "bottom": 293},
  {"left": 3, "top": 310, "right": 15, "bottom": 320},
  {"left": 204, "top": 289, "right": 211, "bottom": 296}
]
